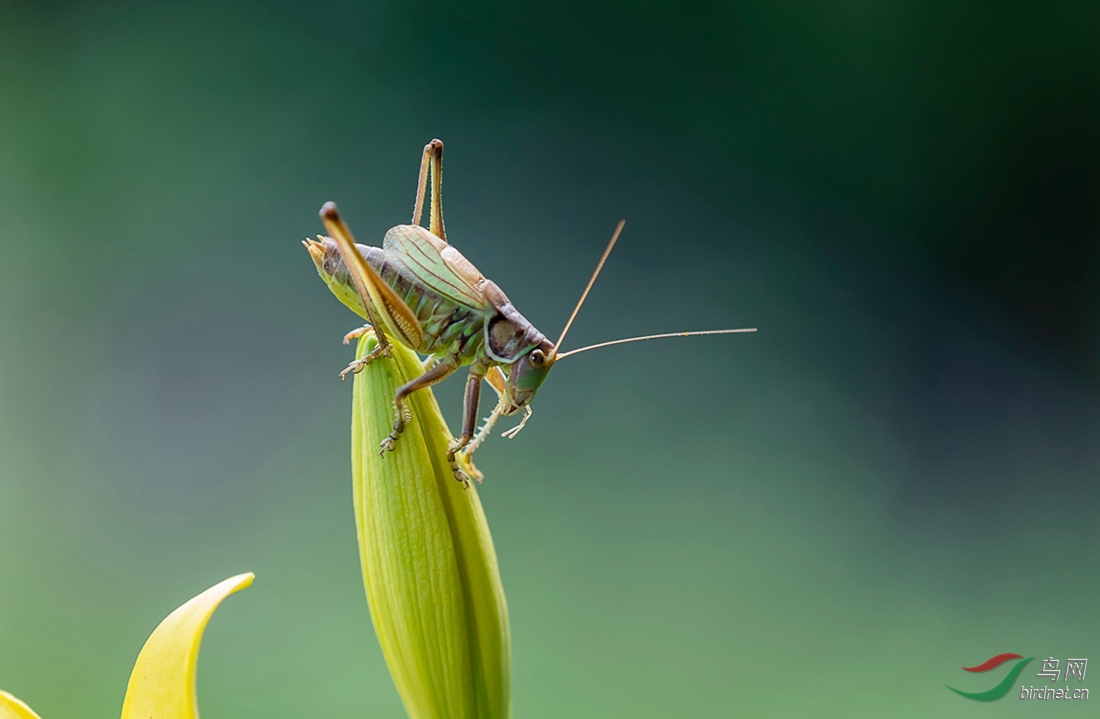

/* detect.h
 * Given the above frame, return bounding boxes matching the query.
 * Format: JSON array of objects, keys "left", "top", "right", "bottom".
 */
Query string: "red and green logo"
[{"left": 948, "top": 653, "right": 1034, "bottom": 701}]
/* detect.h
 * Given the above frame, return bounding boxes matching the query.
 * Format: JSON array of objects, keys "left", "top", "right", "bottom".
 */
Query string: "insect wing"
[
  {"left": 383, "top": 225, "right": 485, "bottom": 309},
  {"left": 326, "top": 227, "right": 424, "bottom": 348}
]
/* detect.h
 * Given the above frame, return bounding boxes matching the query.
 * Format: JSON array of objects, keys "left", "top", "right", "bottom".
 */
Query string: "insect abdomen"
[{"left": 365, "top": 246, "right": 488, "bottom": 362}]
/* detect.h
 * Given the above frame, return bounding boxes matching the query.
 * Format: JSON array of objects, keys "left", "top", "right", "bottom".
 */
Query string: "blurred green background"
[{"left": 1, "top": 1, "right": 1097, "bottom": 717}]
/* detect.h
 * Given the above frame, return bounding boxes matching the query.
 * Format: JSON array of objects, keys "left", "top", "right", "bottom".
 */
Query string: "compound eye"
[{"left": 529, "top": 349, "right": 545, "bottom": 367}]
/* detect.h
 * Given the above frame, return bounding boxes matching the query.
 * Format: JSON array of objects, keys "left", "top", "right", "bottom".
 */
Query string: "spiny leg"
[
  {"left": 463, "top": 409, "right": 502, "bottom": 462},
  {"left": 458, "top": 408, "right": 498, "bottom": 484},
  {"left": 379, "top": 357, "right": 458, "bottom": 456},
  {"left": 411, "top": 139, "right": 446, "bottom": 241}
]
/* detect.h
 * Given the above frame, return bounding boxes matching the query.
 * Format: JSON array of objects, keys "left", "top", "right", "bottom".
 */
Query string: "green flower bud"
[{"left": 351, "top": 333, "right": 511, "bottom": 719}]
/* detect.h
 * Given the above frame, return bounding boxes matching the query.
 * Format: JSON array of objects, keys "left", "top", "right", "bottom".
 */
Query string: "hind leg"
[{"left": 411, "top": 139, "right": 446, "bottom": 241}]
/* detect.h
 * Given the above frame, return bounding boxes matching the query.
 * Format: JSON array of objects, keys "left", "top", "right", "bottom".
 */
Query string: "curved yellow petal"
[
  {"left": 0, "top": 691, "right": 43, "bottom": 719},
  {"left": 120, "top": 573, "right": 254, "bottom": 719}
]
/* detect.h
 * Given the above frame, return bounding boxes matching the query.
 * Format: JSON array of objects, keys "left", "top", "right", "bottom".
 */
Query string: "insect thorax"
[{"left": 478, "top": 280, "right": 548, "bottom": 363}]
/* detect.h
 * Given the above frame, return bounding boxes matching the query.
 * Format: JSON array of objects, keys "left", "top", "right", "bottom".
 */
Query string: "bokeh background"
[{"left": 1, "top": 1, "right": 1097, "bottom": 717}]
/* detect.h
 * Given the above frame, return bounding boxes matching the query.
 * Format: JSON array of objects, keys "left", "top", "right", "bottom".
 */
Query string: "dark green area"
[{"left": 0, "top": 2, "right": 1096, "bottom": 717}]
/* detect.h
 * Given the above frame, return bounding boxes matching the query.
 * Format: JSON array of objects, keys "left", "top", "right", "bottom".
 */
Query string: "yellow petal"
[
  {"left": 0, "top": 691, "right": 43, "bottom": 719},
  {"left": 353, "top": 333, "right": 510, "bottom": 719},
  {"left": 119, "top": 573, "right": 254, "bottom": 719}
]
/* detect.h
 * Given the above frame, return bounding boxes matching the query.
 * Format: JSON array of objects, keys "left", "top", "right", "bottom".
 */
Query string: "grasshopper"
[{"left": 305, "top": 139, "right": 755, "bottom": 486}]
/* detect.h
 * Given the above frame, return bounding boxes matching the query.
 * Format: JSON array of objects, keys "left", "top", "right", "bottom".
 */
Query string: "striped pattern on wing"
[{"left": 383, "top": 225, "right": 485, "bottom": 310}]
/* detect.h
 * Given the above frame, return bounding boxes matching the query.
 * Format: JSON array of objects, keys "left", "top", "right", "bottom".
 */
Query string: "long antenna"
[
  {"left": 555, "top": 328, "right": 757, "bottom": 360},
  {"left": 550, "top": 219, "right": 625, "bottom": 359}
]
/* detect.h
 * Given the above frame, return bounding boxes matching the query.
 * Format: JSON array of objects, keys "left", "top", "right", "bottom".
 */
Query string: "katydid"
[{"left": 305, "top": 139, "right": 755, "bottom": 485}]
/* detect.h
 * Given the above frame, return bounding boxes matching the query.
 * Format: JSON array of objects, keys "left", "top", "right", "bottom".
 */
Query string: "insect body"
[{"left": 306, "top": 139, "right": 755, "bottom": 486}]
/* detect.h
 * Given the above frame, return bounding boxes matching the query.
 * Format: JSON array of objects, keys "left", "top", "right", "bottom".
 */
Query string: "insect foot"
[
  {"left": 448, "top": 459, "right": 471, "bottom": 489},
  {"left": 446, "top": 436, "right": 475, "bottom": 489},
  {"left": 455, "top": 448, "right": 484, "bottom": 485},
  {"left": 340, "top": 359, "right": 369, "bottom": 380},
  {"left": 339, "top": 343, "right": 391, "bottom": 380},
  {"left": 378, "top": 429, "right": 401, "bottom": 456}
]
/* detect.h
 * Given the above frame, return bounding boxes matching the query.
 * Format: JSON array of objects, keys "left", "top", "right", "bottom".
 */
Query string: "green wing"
[{"left": 383, "top": 224, "right": 486, "bottom": 308}]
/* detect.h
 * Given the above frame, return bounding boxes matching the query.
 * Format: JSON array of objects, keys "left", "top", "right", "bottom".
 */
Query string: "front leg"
[
  {"left": 456, "top": 365, "right": 506, "bottom": 482},
  {"left": 379, "top": 357, "right": 458, "bottom": 456},
  {"left": 447, "top": 363, "right": 488, "bottom": 486}
]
